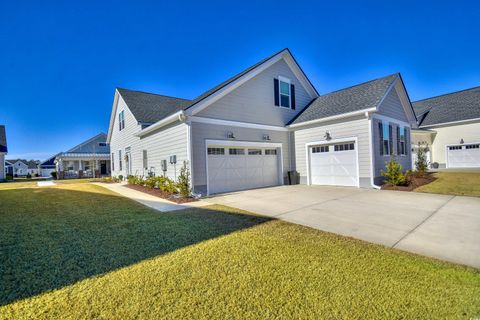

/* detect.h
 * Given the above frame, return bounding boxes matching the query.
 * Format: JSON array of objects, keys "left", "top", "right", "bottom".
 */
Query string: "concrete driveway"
[{"left": 204, "top": 185, "right": 480, "bottom": 268}]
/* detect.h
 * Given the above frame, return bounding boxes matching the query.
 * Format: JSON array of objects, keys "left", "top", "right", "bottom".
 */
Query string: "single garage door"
[
  {"left": 447, "top": 143, "right": 480, "bottom": 168},
  {"left": 207, "top": 146, "right": 280, "bottom": 194},
  {"left": 309, "top": 141, "right": 358, "bottom": 187}
]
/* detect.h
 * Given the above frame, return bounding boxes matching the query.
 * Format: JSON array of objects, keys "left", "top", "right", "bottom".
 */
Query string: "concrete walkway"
[
  {"left": 93, "top": 183, "right": 210, "bottom": 212},
  {"left": 37, "top": 181, "right": 56, "bottom": 187},
  {"left": 204, "top": 185, "right": 480, "bottom": 268}
]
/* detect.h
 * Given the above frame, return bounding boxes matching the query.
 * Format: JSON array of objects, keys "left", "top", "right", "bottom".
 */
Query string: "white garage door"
[
  {"left": 309, "top": 141, "right": 358, "bottom": 187},
  {"left": 207, "top": 146, "right": 280, "bottom": 194},
  {"left": 447, "top": 144, "right": 480, "bottom": 168}
]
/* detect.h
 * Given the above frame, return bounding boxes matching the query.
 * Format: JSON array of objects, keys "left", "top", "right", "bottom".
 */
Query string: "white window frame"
[
  {"left": 119, "top": 110, "right": 125, "bottom": 131},
  {"left": 278, "top": 76, "right": 291, "bottom": 109}
]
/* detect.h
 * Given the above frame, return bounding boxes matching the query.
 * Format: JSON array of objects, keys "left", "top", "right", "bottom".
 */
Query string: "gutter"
[
  {"left": 136, "top": 110, "right": 186, "bottom": 137},
  {"left": 288, "top": 107, "right": 377, "bottom": 129}
]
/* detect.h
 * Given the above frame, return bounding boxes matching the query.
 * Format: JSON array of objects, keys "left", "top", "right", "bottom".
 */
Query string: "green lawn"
[
  {"left": 0, "top": 182, "right": 479, "bottom": 319},
  {"left": 415, "top": 171, "right": 480, "bottom": 197}
]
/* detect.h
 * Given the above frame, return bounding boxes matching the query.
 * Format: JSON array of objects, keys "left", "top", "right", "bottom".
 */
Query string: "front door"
[{"left": 100, "top": 161, "right": 107, "bottom": 175}]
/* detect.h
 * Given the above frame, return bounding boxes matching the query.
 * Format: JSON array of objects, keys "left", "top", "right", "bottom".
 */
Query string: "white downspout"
[{"left": 367, "top": 111, "right": 381, "bottom": 189}]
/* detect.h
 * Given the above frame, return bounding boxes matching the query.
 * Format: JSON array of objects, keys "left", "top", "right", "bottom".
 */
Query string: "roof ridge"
[
  {"left": 413, "top": 85, "right": 480, "bottom": 104},
  {"left": 321, "top": 73, "right": 399, "bottom": 97},
  {"left": 117, "top": 88, "right": 191, "bottom": 102}
]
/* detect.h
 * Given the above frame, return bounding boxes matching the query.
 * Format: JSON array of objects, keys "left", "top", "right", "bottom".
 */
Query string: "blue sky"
[{"left": 1, "top": 0, "right": 479, "bottom": 160}]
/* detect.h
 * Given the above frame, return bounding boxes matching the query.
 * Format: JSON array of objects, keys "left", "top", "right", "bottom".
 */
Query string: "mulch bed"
[
  {"left": 381, "top": 173, "right": 436, "bottom": 191},
  {"left": 125, "top": 184, "right": 198, "bottom": 204}
]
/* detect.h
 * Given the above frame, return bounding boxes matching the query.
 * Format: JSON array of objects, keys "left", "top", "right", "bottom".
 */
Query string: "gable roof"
[
  {"left": 0, "top": 125, "right": 7, "bottom": 153},
  {"left": 413, "top": 86, "right": 480, "bottom": 127},
  {"left": 66, "top": 133, "right": 110, "bottom": 154},
  {"left": 117, "top": 89, "right": 191, "bottom": 124},
  {"left": 289, "top": 73, "right": 399, "bottom": 125},
  {"left": 6, "top": 159, "right": 39, "bottom": 169},
  {"left": 109, "top": 48, "right": 319, "bottom": 139}
]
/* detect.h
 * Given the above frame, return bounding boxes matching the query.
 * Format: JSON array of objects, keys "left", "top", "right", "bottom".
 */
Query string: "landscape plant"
[
  {"left": 415, "top": 142, "right": 429, "bottom": 175},
  {"left": 176, "top": 161, "right": 191, "bottom": 197},
  {"left": 382, "top": 157, "right": 409, "bottom": 186}
]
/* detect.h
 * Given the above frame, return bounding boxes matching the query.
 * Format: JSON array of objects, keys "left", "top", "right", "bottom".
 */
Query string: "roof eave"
[{"left": 288, "top": 107, "right": 376, "bottom": 129}]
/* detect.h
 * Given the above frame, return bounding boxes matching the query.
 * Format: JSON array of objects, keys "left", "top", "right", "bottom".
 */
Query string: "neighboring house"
[
  {"left": 5, "top": 160, "right": 13, "bottom": 176},
  {"left": 7, "top": 159, "right": 40, "bottom": 176},
  {"left": 107, "top": 48, "right": 416, "bottom": 195},
  {"left": 54, "top": 133, "right": 111, "bottom": 179},
  {"left": 411, "top": 87, "right": 480, "bottom": 168},
  {"left": 39, "top": 155, "right": 57, "bottom": 177},
  {"left": 0, "top": 125, "right": 7, "bottom": 181}
]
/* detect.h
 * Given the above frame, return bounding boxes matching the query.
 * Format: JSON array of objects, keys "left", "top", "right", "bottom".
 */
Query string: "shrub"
[
  {"left": 177, "top": 161, "right": 191, "bottom": 197},
  {"left": 26, "top": 173, "right": 32, "bottom": 179},
  {"left": 160, "top": 177, "right": 177, "bottom": 193},
  {"left": 144, "top": 176, "right": 157, "bottom": 188},
  {"left": 34, "top": 173, "right": 39, "bottom": 177},
  {"left": 118, "top": 175, "right": 124, "bottom": 181},
  {"left": 415, "top": 142, "right": 429, "bottom": 174},
  {"left": 382, "top": 157, "right": 409, "bottom": 186},
  {"left": 51, "top": 171, "right": 57, "bottom": 179},
  {"left": 6, "top": 174, "right": 13, "bottom": 181}
]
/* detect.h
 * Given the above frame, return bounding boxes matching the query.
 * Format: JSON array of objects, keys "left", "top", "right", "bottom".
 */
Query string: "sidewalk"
[{"left": 93, "top": 183, "right": 210, "bottom": 212}]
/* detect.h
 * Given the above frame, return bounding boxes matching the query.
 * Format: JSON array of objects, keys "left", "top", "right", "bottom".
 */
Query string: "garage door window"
[
  {"left": 334, "top": 143, "right": 354, "bottom": 152},
  {"left": 449, "top": 146, "right": 462, "bottom": 150},
  {"left": 248, "top": 149, "right": 262, "bottom": 155},
  {"left": 312, "top": 146, "right": 329, "bottom": 153},
  {"left": 265, "top": 149, "right": 277, "bottom": 155},
  {"left": 208, "top": 148, "right": 225, "bottom": 155},
  {"left": 229, "top": 148, "right": 245, "bottom": 155},
  {"left": 466, "top": 144, "right": 480, "bottom": 149}
]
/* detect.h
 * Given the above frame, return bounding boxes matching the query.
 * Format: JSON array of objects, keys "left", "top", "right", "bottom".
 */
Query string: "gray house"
[
  {"left": 107, "top": 48, "right": 416, "bottom": 195},
  {"left": 55, "top": 133, "right": 111, "bottom": 179}
]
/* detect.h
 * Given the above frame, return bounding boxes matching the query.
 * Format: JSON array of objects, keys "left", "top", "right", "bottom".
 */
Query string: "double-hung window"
[
  {"left": 279, "top": 78, "right": 291, "bottom": 108},
  {"left": 118, "top": 111, "right": 125, "bottom": 131},
  {"left": 118, "top": 150, "right": 122, "bottom": 170},
  {"left": 380, "top": 122, "right": 390, "bottom": 155}
]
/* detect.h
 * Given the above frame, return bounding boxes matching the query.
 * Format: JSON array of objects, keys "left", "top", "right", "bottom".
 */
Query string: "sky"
[{"left": 1, "top": 0, "right": 479, "bottom": 160}]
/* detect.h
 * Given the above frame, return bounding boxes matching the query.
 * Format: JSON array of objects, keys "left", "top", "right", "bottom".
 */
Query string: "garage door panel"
[
  {"left": 309, "top": 142, "right": 358, "bottom": 187},
  {"left": 207, "top": 146, "right": 280, "bottom": 194},
  {"left": 447, "top": 144, "right": 480, "bottom": 168}
]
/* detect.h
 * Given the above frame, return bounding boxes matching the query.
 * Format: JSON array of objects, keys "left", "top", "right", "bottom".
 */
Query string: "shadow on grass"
[{"left": 0, "top": 186, "right": 272, "bottom": 306}]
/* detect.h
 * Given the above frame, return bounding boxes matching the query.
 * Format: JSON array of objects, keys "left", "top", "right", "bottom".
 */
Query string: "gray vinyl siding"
[
  {"left": 377, "top": 87, "right": 408, "bottom": 122},
  {"left": 293, "top": 116, "right": 372, "bottom": 187},
  {"left": 372, "top": 117, "right": 412, "bottom": 184},
  {"left": 191, "top": 122, "right": 291, "bottom": 194},
  {"left": 197, "top": 59, "right": 313, "bottom": 126}
]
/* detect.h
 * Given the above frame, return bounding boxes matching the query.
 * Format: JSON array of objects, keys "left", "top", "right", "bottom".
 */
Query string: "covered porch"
[{"left": 55, "top": 153, "right": 111, "bottom": 179}]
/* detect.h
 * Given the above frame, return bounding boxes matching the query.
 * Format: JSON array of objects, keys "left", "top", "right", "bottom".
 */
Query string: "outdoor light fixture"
[
  {"left": 227, "top": 131, "right": 235, "bottom": 139},
  {"left": 324, "top": 130, "right": 332, "bottom": 140},
  {"left": 263, "top": 134, "right": 270, "bottom": 141},
  {"left": 460, "top": 138, "right": 464, "bottom": 144}
]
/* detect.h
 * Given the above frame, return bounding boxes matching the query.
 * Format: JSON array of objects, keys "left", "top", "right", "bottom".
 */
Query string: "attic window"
[
  {"left": 119, "top": 111, "right": 125, "bottom": 131},
  {"left": 279, "top": 77, "right": 291, "bottom": 108},
  {"left": 98, "top": 142, "right": 107, "bottom": 147}
]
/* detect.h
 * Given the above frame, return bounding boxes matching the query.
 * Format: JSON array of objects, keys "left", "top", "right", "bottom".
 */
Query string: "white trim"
[
  {"left": 305, "top": 137, "right": 360, "bottom": 187},
  {"left": 189, "top": 116, "right": 289, "bottom": 132},
  {"left": 376, "top": 76, "right": 399, "bottom": 108},
  {"left": 278, "top": 76, "right": 292, "bottom": 109},
  {"left": 367, "top": 116, "right": 381, "bottom": 189},
  {"left": 371, "top": 113, "right": 411, "bottom": 128},
  {"left": 204, "top": 139, "right": 284, "bottom": 195},
  {"left": 106, "top": 91, "right": 120, "bottom": 143},
  {"left": 289, "top": 107, "right": 377, "bottom": 128},
  {"left": 186, "top": 122, "right": 194, "bottom": 188},
  {"left": 186, "top": 50, "right": 319, "bottom": 117},
  {"left": 420, "top": 117, "right": 480, "bottom": 128},
  {"left": 136, "top": 111, "right": 185, "bottom": 137}
]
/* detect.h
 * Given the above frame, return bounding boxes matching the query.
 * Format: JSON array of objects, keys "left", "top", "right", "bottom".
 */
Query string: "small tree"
[
  {"left": 382, "top": 157, "right": 408, "bottom": 186},
  {"left": 177, "top": 161, "right": 191, "bottom": 197},
  {"left": 415, "top": 142, "right": 429, "bottom": 175}
]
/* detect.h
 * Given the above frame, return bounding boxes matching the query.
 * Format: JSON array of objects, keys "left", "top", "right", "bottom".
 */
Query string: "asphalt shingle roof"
[
  {"left": 6, "top": 159, "right": 39, "bottom": 169},
  {"left": 289, "top": 74, "right": 398, "bottom": 125},
  {"left": 117, "top": 89, "right": 192, "bottom": 124},
  {"left": 413, "top": 86, "right": 480, "bottom": 127},
  {"left": 0, "top": 125, "right": 7, "bottom": 152}
]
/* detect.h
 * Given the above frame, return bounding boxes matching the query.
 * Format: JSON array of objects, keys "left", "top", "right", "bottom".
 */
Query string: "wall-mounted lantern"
[
  {"left": 227, "top": 131, "right": 235, "bottom": 139},
  {"left": 263, "top": 134, "right": 271, "bottom": 141},
  {"left": 324, "top": 130, "right": 332, "bottom": 141}
]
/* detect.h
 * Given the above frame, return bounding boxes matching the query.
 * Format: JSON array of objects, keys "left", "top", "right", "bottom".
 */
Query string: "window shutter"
[
  {"left": 290, "top": 84, "right": 296, "bottom": 110},
  {"left": 405, "top": 128, "right": 409, "bottom": 155},
  {"left": 396, "top": 125, "right": 400, "bottom": 155},
  {"left": 143, "top": 150, "right": 148, "bottom": 169},
  {"left": 274, "top": 78, "right": 279, "bottom": 106},
  {"left": 389, "top": 124, "right": 393, "bottom": 155},
  {"left": 378, "top": 121, "right": 384, "bottom": 155}
]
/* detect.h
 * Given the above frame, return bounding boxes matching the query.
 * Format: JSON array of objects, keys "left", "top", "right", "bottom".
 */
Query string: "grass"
[
  {"left": 415, "top": 171, "right": 480, "bottom": 197},
  {"left": 0, "top": 183, "right": 479, "bottom": 319}
]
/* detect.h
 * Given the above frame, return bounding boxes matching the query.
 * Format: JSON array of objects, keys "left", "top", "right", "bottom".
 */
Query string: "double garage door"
[
  {"left": 207, "top": 145, "right": 281, "bottom": 194},
  {"left": 447, "top": 143, "right": 480, "bottom": 168},
  {"left": 309, "top": 141, "right": 359, "bottom": 187}
]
